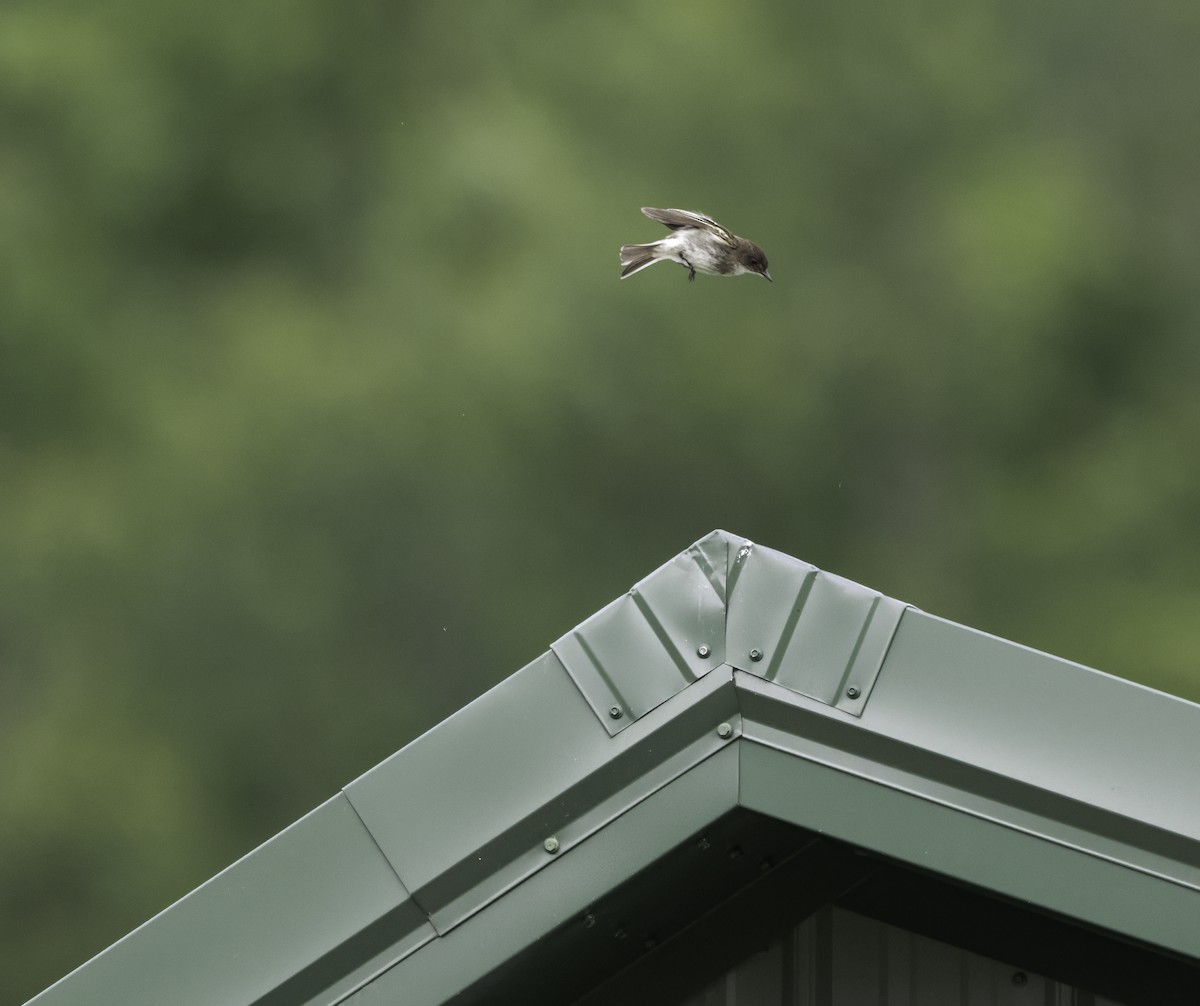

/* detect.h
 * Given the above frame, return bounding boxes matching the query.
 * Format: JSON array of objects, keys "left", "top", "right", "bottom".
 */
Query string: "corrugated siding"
[{"left": 677, "top": 907, "right": 1124, "bottom": 1006}]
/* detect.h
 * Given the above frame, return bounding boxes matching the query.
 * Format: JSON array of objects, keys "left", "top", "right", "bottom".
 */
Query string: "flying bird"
[{"left": 619, "top": 207, "right": 772, "bottom": 282}]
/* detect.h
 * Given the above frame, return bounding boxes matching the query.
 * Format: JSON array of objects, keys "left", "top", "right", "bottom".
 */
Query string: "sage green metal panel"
[
  {"left": 551, "top": 535, "right": 729, "bottom": 731},
  {"left": 344, "top": 655, "right": 740, "bottom": 935},
  {"left": 342, "top": 744, "right": 741, "bottom": 1006},
  {"left": 736, "top": 672, "right": 1198, "bottom": 890},
  {"left": 866, "top": 609, "right": 1200, "bottom": 842},
  {"left": 684, "top": 528, "right": 740, "bottom": 605},
  {"left": 739, "top": 731, "right": 1200, "bottom": 959},
  {"left": 739, "top": 659, "right": 1200, "bottom": 891},
  {"left": 27, "top": 794, "right": 428, "bottom": 1006},
  {"left": 344, "top": 650, "right": 607, "bottom": 929},
  {"left": 725, "top": 541, "right": 907, "bottom": 712}
]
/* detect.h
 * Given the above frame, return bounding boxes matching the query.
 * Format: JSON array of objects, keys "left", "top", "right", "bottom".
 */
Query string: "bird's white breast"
[{"left": 657, "top": 231, "right": 742, "bottom": 276}]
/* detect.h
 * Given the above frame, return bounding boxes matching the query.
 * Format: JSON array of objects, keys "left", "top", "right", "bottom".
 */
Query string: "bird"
[{"left": 619, "top": 207, "right": 772, "bottom": 282}]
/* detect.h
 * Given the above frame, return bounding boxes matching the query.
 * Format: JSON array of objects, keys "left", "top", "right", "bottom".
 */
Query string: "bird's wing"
[{"left": 641, "top": 207, "right": 736, "bottom": 246}]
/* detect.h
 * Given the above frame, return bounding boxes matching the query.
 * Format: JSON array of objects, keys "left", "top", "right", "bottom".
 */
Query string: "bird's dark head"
[{"left": 742, "top": 241, "right": 772, "bottom": 282}]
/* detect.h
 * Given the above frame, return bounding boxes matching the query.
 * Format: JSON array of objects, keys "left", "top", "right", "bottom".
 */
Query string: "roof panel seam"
[{"left": 340, "top": 786, "right": 428, "bottom": 921}]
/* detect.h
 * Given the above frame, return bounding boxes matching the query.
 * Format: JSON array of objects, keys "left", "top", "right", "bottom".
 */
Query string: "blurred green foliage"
[{"left": 3, "top": 1, "right": 1199, "bottom": 1000}]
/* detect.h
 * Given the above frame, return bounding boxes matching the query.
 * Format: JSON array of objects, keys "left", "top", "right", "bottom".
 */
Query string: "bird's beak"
[{"left": 762, "top": 270, "right": 773, "bottom": 282}]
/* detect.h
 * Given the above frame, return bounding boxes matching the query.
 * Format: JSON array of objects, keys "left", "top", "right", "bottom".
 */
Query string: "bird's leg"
[{"left": 680, "top": 255, "right": 696, "bottom": 282}]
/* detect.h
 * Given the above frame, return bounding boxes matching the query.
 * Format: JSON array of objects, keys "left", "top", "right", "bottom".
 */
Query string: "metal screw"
[
  {"left": 643, "top": 935, "right": 657, "bottom": 949},
  {"left": 749, "top": 648, "right": 763, "bottom": 662},
  {"left": 717, "top": 722, "right": 733, "bottom": 739},
  {"left": 613, "top": 926, "right": 627, "bottom": 941},
  {"left": 582, "top": 912, "right": 597, "bottom": 929},
  {"left": 846, "top": 686, "right": 861, "bottom": 699},
  {"left": 609, "top": 706, "right": 623, "bottom": 719},
  {"left": 543, "top": 837, "right": 560, "bottom": 854},
  {"left": 1011, "top": 972, "right": 1028, "bottom": 987},
  {"left": 697, "top": 644, "right": 711, "bottom": 658}
]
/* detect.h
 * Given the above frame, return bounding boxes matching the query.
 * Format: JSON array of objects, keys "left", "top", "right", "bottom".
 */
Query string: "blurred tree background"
[{"left": 3, "top": 0, "right": 1199, "bottom": 1000}]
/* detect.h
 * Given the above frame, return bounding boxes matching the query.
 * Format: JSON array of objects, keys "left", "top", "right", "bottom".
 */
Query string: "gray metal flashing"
[
  {"left": 552, "top": 530, "right": 909, "bottom": 730},
  {"left": 26, "top": 531, "right": 1200, "bottom": 1006},
  {"left": 29, "top": 792, "right": 432, "bottom": 1006},
  {"left": 736, "top": 678, "right": 1200, "bottom": 959},
  {"left": 735, "top": 672, "right": 1198, "bottom": 889},
  {"left": 869, "top": 608, "right": 1200, "bottom": 840},
  {"left": 724, "top": 539, "right": 908, "bottom": 711},
  {"left": 344, "top": 745, "right": 743, "bottom": 1006},
  {"left": 551, "top": 530, "right": 731, "bottom": 733},
  {"left": 344, "top": 655, "right": 740, "bottom": 935}
]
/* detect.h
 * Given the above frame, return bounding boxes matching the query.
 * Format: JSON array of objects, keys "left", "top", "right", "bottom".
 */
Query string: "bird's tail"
[{"left": 619, "top": 241, "right": 662, "bottom": 279}]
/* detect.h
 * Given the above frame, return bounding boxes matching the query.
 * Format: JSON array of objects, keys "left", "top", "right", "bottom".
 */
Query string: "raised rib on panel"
[
  {"left": 726, "top": 543, "right": 907, "bottom": 712},
  {"left": 553, "top": 537, "right": 729, "bottom": 731}
]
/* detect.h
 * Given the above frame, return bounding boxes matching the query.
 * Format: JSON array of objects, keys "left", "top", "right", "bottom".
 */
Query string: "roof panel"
[
  {"left": 868, "top": 609, "right": 1200, "bottom": 842},
  {"left": 740, "top": 733, "right": 1200, "bottom": 959},
  {"left": 343, "top": 651, "right": 607, "bottom": 927},
  {"left": 725, "top": 541, "right": 907, "bottom": 711},
  {"left": 29, "top": 794, "right": 426, "bottom": 1006},
  {"left": 343, "top": 651, "right": 741, "bottom": 936},
  {"left": 341, "top": 745, "right": 742, "bottom": 1006},
  {"left": 551, "top": 535, "right": 729, "bottom": 731}
]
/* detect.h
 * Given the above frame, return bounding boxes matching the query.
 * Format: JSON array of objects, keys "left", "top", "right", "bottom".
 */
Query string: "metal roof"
[{"left": 27, "top": 530, "right": 1200, "bottom": 1006}]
